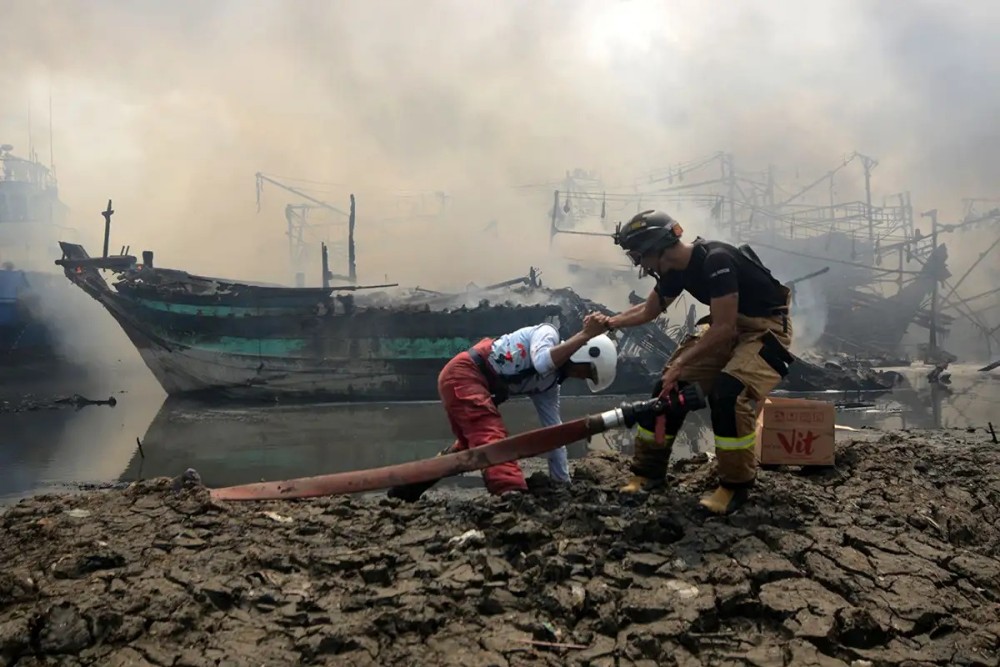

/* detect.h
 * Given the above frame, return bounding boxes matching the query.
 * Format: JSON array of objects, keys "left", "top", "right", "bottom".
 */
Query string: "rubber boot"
[
  {"left": 620, "top": 418, "right": 673, "bottom": 495},
  {"left": 698, "top": 486, "right": 750, "bottom": 515},
  {"left": 386, "top": 442, "right": 458, "bottom": 502},
  {"left": 620, "top": 474, "right": 666, "bottom": 494}
]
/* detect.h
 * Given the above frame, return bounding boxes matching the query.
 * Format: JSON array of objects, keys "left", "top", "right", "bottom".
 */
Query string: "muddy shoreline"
[{"left": 2, "top": 429, "right": 999, "bottom": 666}]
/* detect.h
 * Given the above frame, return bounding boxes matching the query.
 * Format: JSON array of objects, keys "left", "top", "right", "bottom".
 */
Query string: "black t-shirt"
[{"left": 654, "top": 239, "right": 788, "bottom": 317}]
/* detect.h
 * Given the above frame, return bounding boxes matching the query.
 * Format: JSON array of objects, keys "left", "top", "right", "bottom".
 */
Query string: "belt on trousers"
[
  {"left": 467, "top": 347, "right": 508, "bottom": 404},
  {"left": 467, "top": 347, "right": 490, "bottom": 377},
  {"left": 695, "top": 306, "right": 788, "bottom": 327}
]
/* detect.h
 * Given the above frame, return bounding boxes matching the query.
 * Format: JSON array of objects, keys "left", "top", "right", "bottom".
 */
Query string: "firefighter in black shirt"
[{"left": 596, "top": 209, "right": 795, "bottom": 515}]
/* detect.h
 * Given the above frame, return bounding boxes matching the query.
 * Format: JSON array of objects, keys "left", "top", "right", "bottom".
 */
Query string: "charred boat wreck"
[
  {"left": 54, "top": 243, "right": 668, "bottom": 401},
  {"left": 56, "top": 244, "right": 898, "bottom": 404}
]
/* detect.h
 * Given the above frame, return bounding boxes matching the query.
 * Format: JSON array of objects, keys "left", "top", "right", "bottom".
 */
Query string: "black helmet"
[{"left": 613, "top": 209, "right": 683, "bottom": 264}]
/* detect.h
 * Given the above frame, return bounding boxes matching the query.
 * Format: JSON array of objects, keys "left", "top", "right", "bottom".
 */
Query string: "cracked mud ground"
[{"left": 2, "top": 431, "right": 999, "bottom": 666}]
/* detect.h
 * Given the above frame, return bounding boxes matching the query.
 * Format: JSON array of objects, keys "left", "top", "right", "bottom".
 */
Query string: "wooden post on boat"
[
  {"left": 548, "top": 190, "right": 559, "bottom": 249},
  {"left": 348, "top": 193, "right": 357, "bottom": 284},
  {"left": 321, "top": 242, "right": 330, "bottom": 289},
  {"left": 101, "top": 199, "right": 114, "bottom": 258}
]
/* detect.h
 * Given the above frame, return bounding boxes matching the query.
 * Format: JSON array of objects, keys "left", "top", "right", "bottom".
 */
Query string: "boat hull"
[
  {"left": 1, "top": 269, "right": 63, "bottom": 363},
  {"left": 132, "top": 343, "right": 657, "bottom": 401},
  {"left": 53, "top": 245, "right": 660, "bottom": 401}
]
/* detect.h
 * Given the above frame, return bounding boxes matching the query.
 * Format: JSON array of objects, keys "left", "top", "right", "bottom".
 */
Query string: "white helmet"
[{"left": 569, "top": 333, "right": 618, "bottom": 393}]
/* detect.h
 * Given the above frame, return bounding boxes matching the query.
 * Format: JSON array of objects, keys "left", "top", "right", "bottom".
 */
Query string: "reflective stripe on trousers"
[
  {"left": 714, "top": 433, "right": 756, "bottom": 451},
  {"left": 636, "top": 425, "right": 675, "bottom": 447}
]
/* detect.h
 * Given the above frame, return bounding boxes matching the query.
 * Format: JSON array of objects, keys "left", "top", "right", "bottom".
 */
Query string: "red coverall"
[{"left": 438, "top": 337, "right": 528, "bottom": 495}]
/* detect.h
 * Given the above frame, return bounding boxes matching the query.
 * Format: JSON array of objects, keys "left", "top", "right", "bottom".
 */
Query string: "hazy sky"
[{"left": 2, "top": 0, "right": 998, "bottom": 289}]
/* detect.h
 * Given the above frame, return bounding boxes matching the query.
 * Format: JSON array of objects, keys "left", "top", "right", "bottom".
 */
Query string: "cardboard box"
[{"left": 755, "top": 397, "right": 836, "bottom": 466}]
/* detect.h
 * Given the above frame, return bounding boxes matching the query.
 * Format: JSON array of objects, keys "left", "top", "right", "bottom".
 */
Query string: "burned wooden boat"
[{"left": 53, "top": 239, "right": 669, "bottom": 401}]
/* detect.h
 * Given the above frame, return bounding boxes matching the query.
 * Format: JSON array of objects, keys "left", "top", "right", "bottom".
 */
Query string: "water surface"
[{"left": 2, "top": 363, "right": 997, "bottom": 503}]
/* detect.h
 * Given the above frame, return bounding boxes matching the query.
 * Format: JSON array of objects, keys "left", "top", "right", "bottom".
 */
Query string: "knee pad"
[{"left": 709, "top": 372, "right": 745, "bottom": 438}]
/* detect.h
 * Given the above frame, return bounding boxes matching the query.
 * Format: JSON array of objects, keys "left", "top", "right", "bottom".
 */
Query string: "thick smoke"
[
  {"left": 787, "top": 283, "right": 828, "bottom": 354},
  {"left": 1, "top": 0, "right": 997, "bottom": 357}
]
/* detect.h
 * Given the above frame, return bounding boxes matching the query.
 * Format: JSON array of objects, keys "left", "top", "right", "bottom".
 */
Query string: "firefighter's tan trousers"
[{"left": 633, "top": 307, "right": 793, "bottom": 487}]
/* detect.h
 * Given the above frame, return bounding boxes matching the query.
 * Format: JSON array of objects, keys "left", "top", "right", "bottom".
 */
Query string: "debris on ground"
[
  {"left": 979, "top": 359, "right": 1000, "bottom": 373},
  {"left": 927, "top": 362, "right": 952, "bottom": 385},
  {"left": 0, "top": 393, "right": 117, "bottom": 414},
  {"left": 2, "top": 430, "right": 999, "bottom": 666}
]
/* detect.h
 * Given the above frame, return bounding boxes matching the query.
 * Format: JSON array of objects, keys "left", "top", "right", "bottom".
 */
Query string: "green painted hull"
[{"left": 56, "top": 241, "right": 662, "bottom": 401}]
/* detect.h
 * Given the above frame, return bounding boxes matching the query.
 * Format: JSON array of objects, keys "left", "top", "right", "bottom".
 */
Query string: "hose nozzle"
[{"left": 592, "top": 383, "right": 708, "bottom": 432}]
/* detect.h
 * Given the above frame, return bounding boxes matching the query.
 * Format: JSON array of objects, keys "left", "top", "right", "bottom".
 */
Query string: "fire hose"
[{"left": 210, "top": 384, "right": 707, "bottom": 502}]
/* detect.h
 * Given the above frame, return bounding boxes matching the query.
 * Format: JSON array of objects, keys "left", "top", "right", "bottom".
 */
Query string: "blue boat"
[{"left": 0, "top": 143, "right": 75, "bottom": 365}]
